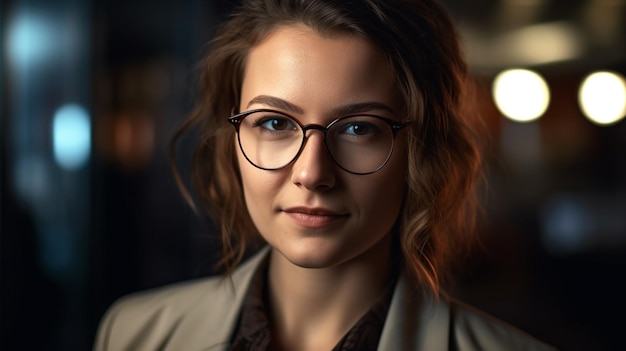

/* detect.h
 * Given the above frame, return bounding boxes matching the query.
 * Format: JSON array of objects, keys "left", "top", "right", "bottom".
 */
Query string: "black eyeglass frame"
[{"left": 228, "top": 109, "right": 410, "bottom": 175}]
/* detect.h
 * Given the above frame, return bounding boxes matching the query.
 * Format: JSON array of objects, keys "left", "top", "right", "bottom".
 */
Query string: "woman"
[{"left": 95, "top": 0, "right": 555, "bottom": 350}]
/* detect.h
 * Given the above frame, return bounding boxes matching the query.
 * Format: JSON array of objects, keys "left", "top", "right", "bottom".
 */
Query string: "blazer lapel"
[
  {"left": 164, "top": 247, "right": 271, "bottom": 350},
  {"left": 378, "top": 273, "right": 451, "bottom": 351}
]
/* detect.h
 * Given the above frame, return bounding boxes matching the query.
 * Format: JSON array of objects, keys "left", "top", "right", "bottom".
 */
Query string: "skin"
[{"left": 237, "top": 25, "right": 408, "bottom": 351}]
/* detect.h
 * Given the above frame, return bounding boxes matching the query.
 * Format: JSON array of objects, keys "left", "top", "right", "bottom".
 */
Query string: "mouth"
[{"left": 282, "top": 207, "right": 349, "bottom": 228}]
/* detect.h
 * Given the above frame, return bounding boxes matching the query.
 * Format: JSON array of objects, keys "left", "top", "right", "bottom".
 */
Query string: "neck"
[{"left": 266, "top": 235, "right": 393, "bottom": 351}]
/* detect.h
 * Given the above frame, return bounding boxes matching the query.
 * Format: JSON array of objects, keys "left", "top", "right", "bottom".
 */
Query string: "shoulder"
[
  {"left": 99, "top": 276, "right": 225, "bottom": 336},
  {"left": 445, "top": 297, "right": 557, "bottom": 351},
  {"left": 94, "top": 277, "right": 229, "bottom": 351},
  {"left": 379, "top": 274, "right": 557, "bottom": 351},
  {"left": 93, "top": 247, "right": 270, "bottom": 351},
  {"left": 109, "top": 275, "right": 223, "bottom": 310}
]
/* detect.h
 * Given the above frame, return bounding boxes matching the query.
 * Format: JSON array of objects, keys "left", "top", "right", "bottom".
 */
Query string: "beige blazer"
[{"left": 94, "top": 248, "right": 556, "bottom": 351}]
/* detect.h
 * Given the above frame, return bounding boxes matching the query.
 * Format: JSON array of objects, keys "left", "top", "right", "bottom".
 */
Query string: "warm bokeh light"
[
  {"left": 493, "top": 69, "right": 550, "bottom": 122},
  {"left": 53, "top": 104, "right": 91, "bottom": 170},
  {"left": 579, "top": 71, "right": 626, "bottom": 126},
  {"left": 113, "top": 113, "right": 155, "bottom": 171},
  {"left": 95, "top": 111, "right": 155, "bottom": 172},
  {"left": 494, "top": 21, "right": 583, "bottom": 66}
]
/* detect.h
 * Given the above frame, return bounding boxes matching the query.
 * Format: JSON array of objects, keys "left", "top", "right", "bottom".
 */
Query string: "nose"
[{"left": 290, "top": 130, "right": 336, "bottom": 191}]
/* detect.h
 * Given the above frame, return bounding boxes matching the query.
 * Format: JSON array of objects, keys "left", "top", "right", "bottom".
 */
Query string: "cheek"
[
  {"left": 368, "top": 144, "right": 408, "bottom": 213},
  {"left": 237, "top": 149, "right": 262, "bottom": 203},
  {"left": 236, "top": 148, "right": 284, "bottom": 217},
  {"left": 350, "top": 160, "right": 406, "bottom": 219}
]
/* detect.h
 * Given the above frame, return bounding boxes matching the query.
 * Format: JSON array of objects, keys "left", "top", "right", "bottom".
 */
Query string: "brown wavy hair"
[{"left": 170, "top": 0, "right": 483, "bottom": 293}]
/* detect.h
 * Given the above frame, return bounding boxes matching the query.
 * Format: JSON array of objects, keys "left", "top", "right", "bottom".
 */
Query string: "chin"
[{"left": 275, "top": 242, "right": 346, "bottom": 269}]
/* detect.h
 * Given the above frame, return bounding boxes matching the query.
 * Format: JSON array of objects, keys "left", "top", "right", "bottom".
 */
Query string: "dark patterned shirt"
[{"left": 229, "top": 258, "right": 396, "bottom": 351}]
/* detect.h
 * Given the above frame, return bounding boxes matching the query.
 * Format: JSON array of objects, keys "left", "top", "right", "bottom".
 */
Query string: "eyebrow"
[
  {"left": 247, "top": 95, "right": 304, "bottom": 114},
  {"left": 246, "top": 95, "right": 397, "bottom": 117}
]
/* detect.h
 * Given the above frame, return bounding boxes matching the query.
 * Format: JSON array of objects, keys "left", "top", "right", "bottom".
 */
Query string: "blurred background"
[{"left": 1, "top": 0, "right": 624, "bottom": 350}]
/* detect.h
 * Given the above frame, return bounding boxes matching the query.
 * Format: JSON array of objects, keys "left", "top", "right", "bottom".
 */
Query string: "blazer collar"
[{"left": 174, "top": 247, "right": 449, "bottom": 351}]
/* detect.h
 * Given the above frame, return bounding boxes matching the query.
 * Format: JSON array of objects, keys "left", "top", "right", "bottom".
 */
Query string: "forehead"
[{"left": 241, "top": 25, "right": 400, "bottom": 117}]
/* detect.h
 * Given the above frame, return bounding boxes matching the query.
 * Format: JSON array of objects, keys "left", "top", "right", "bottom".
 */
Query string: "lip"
[{"left": 282, "top": 207, "right": 349, "bottom": 228}]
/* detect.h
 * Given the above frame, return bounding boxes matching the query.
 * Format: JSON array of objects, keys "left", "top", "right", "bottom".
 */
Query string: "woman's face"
[{"left": 237, "top": 25, "right": 407, "bottom": 269}]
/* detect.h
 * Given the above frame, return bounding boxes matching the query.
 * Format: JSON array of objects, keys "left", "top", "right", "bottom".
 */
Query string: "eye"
[
  {"left": 254, "top": 116, "right": 298, "bottom": 131},
  {"left": 342, "top": 121, "right": 381, "bottom": 136}
]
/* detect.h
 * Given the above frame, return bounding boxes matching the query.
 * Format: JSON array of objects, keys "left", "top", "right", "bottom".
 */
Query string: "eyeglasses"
[{"left": 228, "top": 109, "right": 409, "bottom": 175}]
